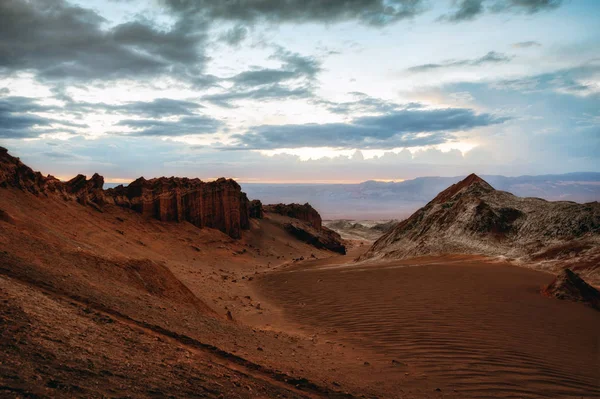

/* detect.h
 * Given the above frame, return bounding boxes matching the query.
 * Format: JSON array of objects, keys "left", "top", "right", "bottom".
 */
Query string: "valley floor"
[
  {"left": 1, "top": 187, "right": 599, "bottom": 398},
  {"left": 251, "top": 252, "right": 600, "bottom": 398}
]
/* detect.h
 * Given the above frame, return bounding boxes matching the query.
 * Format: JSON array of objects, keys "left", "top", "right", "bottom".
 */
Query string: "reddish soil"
[
  {"left": 255, "top": 255, "right": 600, "bottom": 398},
  {"left": 1, "top": 184, "right": 599, "bottom": 398}
]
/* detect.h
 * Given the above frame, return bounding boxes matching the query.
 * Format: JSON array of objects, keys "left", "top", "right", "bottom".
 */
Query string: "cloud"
[
  {"left": 163, "top": 0, "right": 427, "bottom": 27},
  {"left": 512, "top": 41, "right": 542, "bottom": 48},
  {"left": 219, "top": 25, "right": 248, "bottom": 46},
  {"left": 492, "top": 61, "right": 600, "bottom": 96},
  {"left": 116, "top": 115, "right": 223, "bottom": 137},
  {"left": 490, "top": 0, "right": 563, "bottom": 14},
  {"left": 312, "top": 92, "right": 420, "bottom": 115},
  {"left": 407, "top": 51, "right": 512, "bottom": 72},
  {"left": 205, "top": 48, "right": 321, "bottom": 106},
  {"left": 439, "top": 0, "right": 562, "bottom": 22},
  {"left": 203, "top": 85, "right": 312, "bottom": 108},
  {"left": 0, "top": 96, "right": 84, "bottom": 138},
  {"left": 231, "top": 106, "right": 509, "bottom": 149},
  {"left": 0, "top": 0, "right": 208, "bottom": 82},
  {"left": 438, "top": 0, "right": 484, "bottom": 22}
]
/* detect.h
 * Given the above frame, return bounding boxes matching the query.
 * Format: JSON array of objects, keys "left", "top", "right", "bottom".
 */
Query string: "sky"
[{"left": 0, "top": 0, "right": 598, "bottom": 183}]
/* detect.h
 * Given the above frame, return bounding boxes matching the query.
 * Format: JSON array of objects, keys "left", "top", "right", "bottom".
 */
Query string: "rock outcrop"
[
  {"left": 359, "top": 174, "right": 600, "bottom": 281},
  {"left": 543, "top": 269, "right": 600, "bottom": 310},
  {"left": 0, "top": 146, "right": 64, "bottom": 194},
  {"left": 264, "top": 203, "right": 322, "bottom": 229},
  {"left": 249, "top": 200, "right": 264, "bottom": 219},
  {"left": 0, "top": 147, "right": 251, "bottom": 239},
  {"left": 284, "top": 222, "right": 346, "bottom": 254},
  {"left": 106, "top": 177, "right": 250, "bottom": 239},
  {"left": 263, "top": 202, "right": 346, "bottom": 254},
  {"left": 0, "top": 146, "right": 106, "bottom": 208}
]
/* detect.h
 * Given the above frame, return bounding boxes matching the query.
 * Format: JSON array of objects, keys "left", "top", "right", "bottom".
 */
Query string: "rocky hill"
[{"left": 359, "top": 174, "right": 600, "bottom": 282}]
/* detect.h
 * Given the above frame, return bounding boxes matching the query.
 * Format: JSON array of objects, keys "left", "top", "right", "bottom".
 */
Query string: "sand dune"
[{"left": 256, "top": 256, "right": 600, "bottom": 398}]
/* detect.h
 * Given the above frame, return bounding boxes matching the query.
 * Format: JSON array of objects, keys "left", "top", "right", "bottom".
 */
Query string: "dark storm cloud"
[
  {"left": 439, "top": 0, "right": 562, "bottom": 22},
  {"left": 116, "top": 115, "right": 223, "bottom": 136},
  {"left": 163, "top": 0, "right": 427, "bottom": 27},
  {"left": 230, "top": 107, "right": 509, "bottom": 149},
  {"left": 407, "top": 51, "right": 512, "bottom": 72},
  {"left": 0, "top": 0, "right": 208, "bottom": 82},
  {"left": 219, "top": 25, "right": 249, "bottom": 46},
  {"left": 0, "top": 96, "right": 84, "bottom": 138},
  {"left": 512, "top": 41, "right": 542, "bottom": 48}
]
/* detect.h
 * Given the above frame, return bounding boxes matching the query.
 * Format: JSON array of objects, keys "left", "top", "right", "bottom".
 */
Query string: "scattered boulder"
[{"left": 543, "top": 269, "right": 600, "bottom": 310}]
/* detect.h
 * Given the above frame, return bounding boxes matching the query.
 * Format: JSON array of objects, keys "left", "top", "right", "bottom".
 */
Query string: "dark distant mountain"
[
  {"left": 238, "top": 173, "right": 600, "bottom": 219},
  {"left": 358, "top": 174, "right": 600, "bottom": 284}
]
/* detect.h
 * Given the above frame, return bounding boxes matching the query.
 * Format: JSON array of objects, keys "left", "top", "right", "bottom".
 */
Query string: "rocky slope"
[
  {"left": 360, "top": 174, "right": 600, "bottom": 282},
  {"left": 324, "top": 219, "right": 398, "bottom": 241},
  {"left": 543, "top": 268, "right": 600, "bottom": 310}
]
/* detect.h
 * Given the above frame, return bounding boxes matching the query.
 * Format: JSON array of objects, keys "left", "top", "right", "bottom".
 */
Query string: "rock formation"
[
  {"left": 284, "top": 222, "right": 346, "bottom": 254},
  {"left": 0, "top": 146, "right": 106, "bottom": 208},
  {"left": 264, "top": 203, "right": 322, "bottom": 229},
  {"left": 359, "top": 174, "right": 600, "bottom": 280},
  {"left": 543, "top": 269, "right": 600, "bottom": 310},
  {"left": 106, "top": 177, "right": 250, "bottom": 239},
  {"left": 263, "top": 201, "right": 346, "bottom": 254},
  {"left": 249, "top": 199, "right": 264, "bottom": 219},
  {"left": 0, "top": 147, "right": 251, "bottom": 239}
]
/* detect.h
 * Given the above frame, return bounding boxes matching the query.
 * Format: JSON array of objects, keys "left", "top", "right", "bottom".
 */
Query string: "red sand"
[{"left": 255, "top": 256, "right": 600, "bottom": 398}]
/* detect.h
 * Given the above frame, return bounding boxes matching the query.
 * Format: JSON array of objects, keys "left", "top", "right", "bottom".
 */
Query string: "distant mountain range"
[
  {"left": 240, "top": 173, "right": 600, "bottom": 219},
  {"left": 107, "top": 172, "right": 600, "bottom": 220}
]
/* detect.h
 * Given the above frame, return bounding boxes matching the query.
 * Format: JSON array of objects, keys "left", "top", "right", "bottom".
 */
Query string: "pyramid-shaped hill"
[
  {"left": 359, "top": 174, "right": 600, "bottom": 282},
  {"left": 544, "top": 269, "right": 600, "bottom": 310}
]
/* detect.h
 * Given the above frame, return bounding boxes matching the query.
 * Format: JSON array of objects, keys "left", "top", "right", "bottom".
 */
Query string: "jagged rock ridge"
[
  {"left": 0, "top": 147, "right": 251, "bottom": 239},
  {"left": 543, "top": 269, "right": 600, "bottom": 310},
  {"left": 0, "top": 147, "right": 106, "bottom": 208},
  {"left": 360, "top": 173, "right": 600, "bottom": 281}
]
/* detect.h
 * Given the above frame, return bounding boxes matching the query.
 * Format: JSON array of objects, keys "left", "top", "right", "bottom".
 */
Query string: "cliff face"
[
  {"left": 359, "top": 173, "right": 600, "bottom": 281},
  {"left": 263, "top": 203, "right": 322, "bottom": 229},
  {"left": 106, "top": 177, "right": 250, "bottom": 239}
]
